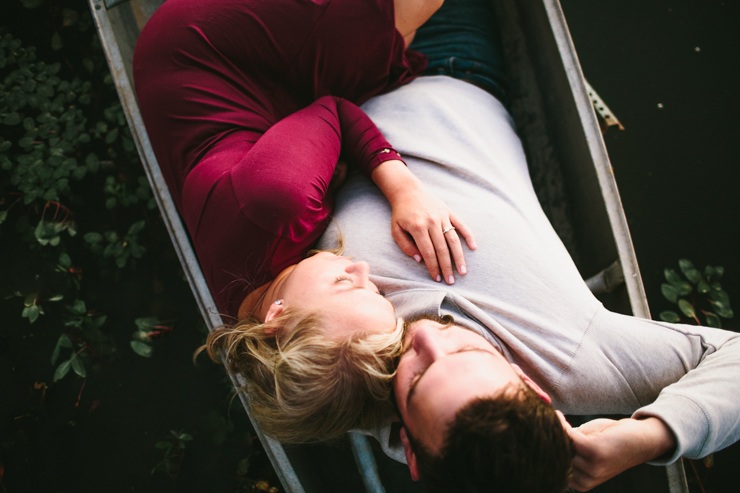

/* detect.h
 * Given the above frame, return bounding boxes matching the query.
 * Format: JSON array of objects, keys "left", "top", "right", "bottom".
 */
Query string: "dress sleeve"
[
  {"left": 230, "top": 95, "right": 400, "bottom": 236},
  {"left": 333, "top": 97, "right": 404, "bottom": 175}
]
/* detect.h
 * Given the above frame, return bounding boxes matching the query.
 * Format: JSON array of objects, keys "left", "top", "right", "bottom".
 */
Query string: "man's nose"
[
  {"left": 345, "top": 261, "right": 371, "bottom": 287},
  {"left": 412, "top": 325, "right": 446, "bottom": 362}
]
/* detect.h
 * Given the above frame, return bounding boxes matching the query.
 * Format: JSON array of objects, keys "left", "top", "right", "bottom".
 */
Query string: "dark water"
[
  {"left": 560, "top": 1, "right": 740, "bottom": 492},
  {"left": 560, "top": 0, "right": 740, "bottom": 316}
]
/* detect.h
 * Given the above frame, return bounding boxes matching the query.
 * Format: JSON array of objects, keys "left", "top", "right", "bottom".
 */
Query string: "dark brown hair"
[{"left": 407, "top": 385, "right": 574, "bottom": 493}]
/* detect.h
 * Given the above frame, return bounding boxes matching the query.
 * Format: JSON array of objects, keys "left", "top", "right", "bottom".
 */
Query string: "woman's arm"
[
  {"left": 370, "top": 160, "right": 476, "bottom": 283},
  {"left": 334, "top": 97, "right": 476, "bottom": 283}
]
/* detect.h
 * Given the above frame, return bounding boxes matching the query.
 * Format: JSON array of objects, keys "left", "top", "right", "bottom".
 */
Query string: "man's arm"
[
  {"left": 562, "top": 416, "right": 676, "bottom": 491},
  {"left": 556, "top": 309, "right": 740, "bottom": 489}
]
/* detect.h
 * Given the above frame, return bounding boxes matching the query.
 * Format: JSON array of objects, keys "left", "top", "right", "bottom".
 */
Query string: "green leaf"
[
  {"left": 179, "top": 433, "right": 194, "bottom": 441},
  {"left": 678, "top": 299, "right": 696, "bottom": 319},
  {"left": 71, "top": 357, "right": 86, "bottom": 377},
  {"left": 18, "top": 136, "right": 34, "bottom": 148},
  {"left": 70, "top": 299, "right": 87, "bottom": 316},
  {"left": 54, "top": 359, "right": 72, "bottom": 381},
  {"left": 237, "top": 457, "right": 251, "bottom": 476},
  {"left": 85, "top": 153, "right": 99, "bottom": 172},
  {"left": 72, "top": 166, "right": 87, "bottom": 180},
  {"left": 51, "top": 345, "right": 62, "bottom": 365},
  {"left": 684, "top": 269, "right": 701, "bottom": 285},
  {"left": 105, "top": 197, "right": 117, "bottom": 210},
  {"left": 155, "top": 442, "right": 171, "bottom": 450},
  {"left": 131, "top": 341, "right": 153, "bottom": 358},
  {"left": 84, "top": 232, "right": 103, "bottom": 244},
  {"left": 59, "top": 252, "right": 72, "bottom": 268},
  {"left": 132, "top": 330, "right": 149, "bottom": 342},
  {"left": 92, "top": 315, "right": 108, "bottom": 329},
  {"left": 59, "top": 334, "right": 73, "bottom": 348},
  {"left": 660, "top": 283, "right": 678, "bottom": 303},
  {"left": 23, "top": 117, "right": 35, "bottom": 131},
  {"left": 3, "top": 113, "right": 20, "bottom": 125},
  {"left": 713, "top": 301, "right": 734, "bottom": 319},
  {"left": 28, "top": 305, "right": 39, "bottom": 323},
  {"left": 105, "top": 128, "right": 119, "bottom": 144},
  {"left": 51, "top": 32, "right": 63, "bottom": 51},
  {"left": 48, "top": 294, "right": 63, "bottom": 301},
  {"left": 24, "top": 292, "right": 38, "bottom": 306},
  {"left": 115, "top": 255, "right": 127, "bottom": 268},
  {"left": 705, "top": 312, "right": 721, "bottom": 328},
  {"left": 678, "top": 260, "right": 701, "bottom": 284},
  {"left": 697, "top": 280, "right": 710, "bottom": 294},
  {"left": 135, "top": 317, "right": 158, "bottom": 331},
  {"left": 709, "top": 289, "right": 730, "bottom": 305},
  {"left": 670, "top": 282, "right": 692, "bottom": 296},
  {"left": 664, "top": 269, "right": 682, "bottom": 284},
  {"left": 0, "top": 210, "right": 7, "bottom": 225},
  {"left": 128, "top": 220, "right": 146, "bottom": 235},
  {"left": 713, "top": 267, "right": 724, "bottom": 281}
]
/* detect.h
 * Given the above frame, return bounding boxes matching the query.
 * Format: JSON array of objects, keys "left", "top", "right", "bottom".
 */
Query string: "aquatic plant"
[{"left": 659, "top": 259, "right": 733, "bottom": 328}]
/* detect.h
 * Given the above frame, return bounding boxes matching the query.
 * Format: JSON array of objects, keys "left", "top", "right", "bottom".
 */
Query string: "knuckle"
[{"left": 420, "top": 247, "right": 436, "bottom": 258}]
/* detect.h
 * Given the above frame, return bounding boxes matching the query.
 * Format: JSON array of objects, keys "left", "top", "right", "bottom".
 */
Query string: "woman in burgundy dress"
[{"left": 134, "top": 0, "right": 476, "bottom": 442}]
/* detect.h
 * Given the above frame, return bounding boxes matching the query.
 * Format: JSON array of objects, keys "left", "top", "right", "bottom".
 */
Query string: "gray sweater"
[{"left": 316, "top": 76, "right": 740, "bottom": 465}]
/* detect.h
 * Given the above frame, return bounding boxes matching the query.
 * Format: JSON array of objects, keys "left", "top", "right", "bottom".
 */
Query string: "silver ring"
[{"left": 442, "top": 226, "right": 456, "bottom": 235}]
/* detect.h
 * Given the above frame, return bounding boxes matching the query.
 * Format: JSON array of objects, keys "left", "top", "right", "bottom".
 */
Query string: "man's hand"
[
  {"left": 371, "top": 160, "right": 476, "bottom": 284},
  {"left": 564, "top": 416, "right": 677, "bottom": 491}
]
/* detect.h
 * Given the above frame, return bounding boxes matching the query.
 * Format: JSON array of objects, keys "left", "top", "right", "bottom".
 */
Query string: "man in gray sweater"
[{"left": 316, "top": 75, "right": 740, "bottom": 491}]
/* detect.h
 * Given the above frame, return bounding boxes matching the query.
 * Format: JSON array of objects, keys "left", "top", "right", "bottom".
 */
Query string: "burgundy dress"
[{"left": 133, "top": 0, "right": 427, "bottom": 317}]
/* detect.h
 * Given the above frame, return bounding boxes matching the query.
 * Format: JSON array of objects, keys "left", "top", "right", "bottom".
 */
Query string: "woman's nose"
[
  {"left": 345, "top": 261, "right": 371, "bottom": 287},
  {"left": 412, "top": 325, "right": 446, "bottom": 362}
]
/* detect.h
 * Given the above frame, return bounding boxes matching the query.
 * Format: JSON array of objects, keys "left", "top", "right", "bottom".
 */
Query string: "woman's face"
[{"left": 276, "top": 252, "right": 397, "bottom": 337}]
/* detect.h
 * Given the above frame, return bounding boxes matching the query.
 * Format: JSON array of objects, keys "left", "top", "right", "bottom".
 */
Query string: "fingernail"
[
  {"left": 460, "top": 265, "right": 467, "bottom": 274},
  {"left": 436, "top": 275, "right": 441, "bottom": 282},
  {"left": 448, "top": 276, "right": 455, "bottom": 284},
  {"left": 471, "top": 241, "right": 478, "bottom": 249},
  {"left": 414, "top": 254, "right": 422, "bottom": 263}
]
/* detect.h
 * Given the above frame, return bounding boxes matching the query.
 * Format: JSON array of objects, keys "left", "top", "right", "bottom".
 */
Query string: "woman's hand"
[{"left": 371, "top": 160, "right": 476, "bottom": 283}]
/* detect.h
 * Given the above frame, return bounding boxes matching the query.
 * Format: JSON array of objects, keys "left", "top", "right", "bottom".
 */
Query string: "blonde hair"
[{"left": 200, "top": 308, "right": 405, "bottom": 443}]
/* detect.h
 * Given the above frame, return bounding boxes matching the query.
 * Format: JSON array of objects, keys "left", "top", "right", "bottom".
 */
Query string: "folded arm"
[
  {"left": 564, "top": 416, "right": 676, "bottom": 491},
  {"left": 556, "top": 310, "right": 740, "bottom": 490}
]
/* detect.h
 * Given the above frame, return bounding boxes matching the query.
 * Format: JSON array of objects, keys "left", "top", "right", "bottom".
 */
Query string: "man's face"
[{"left": 394, "top": 318, "right": 548, "bottom": 455}]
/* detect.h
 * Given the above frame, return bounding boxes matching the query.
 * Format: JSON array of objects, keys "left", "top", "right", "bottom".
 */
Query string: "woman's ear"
[
  {"left": 511, "top": 363, "right": 552, "bottom": 403},
  {"left": 400, "top": 427, "right": 420, "bottom": 481},
  {"left": 264, "top": 300, "right": 285, "bottom": 327}
]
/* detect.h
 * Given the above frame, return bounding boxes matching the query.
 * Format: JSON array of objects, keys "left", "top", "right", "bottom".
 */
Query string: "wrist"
[
  {"left": 371, "top": 159, "right": 420, "bottom": 203},
  {"left": 635, "top": 417, "right": 677, "bottom": 462}
]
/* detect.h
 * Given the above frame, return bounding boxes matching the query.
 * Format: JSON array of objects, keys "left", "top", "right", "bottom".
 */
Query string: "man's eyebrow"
[{"left": 405, "top": 348, "right": 496, "bottom": 408}]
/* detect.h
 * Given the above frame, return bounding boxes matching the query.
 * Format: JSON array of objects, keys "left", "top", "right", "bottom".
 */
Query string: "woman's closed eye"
[{"left": 334, "top": 275, "right": 354, "bottom": 284}]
